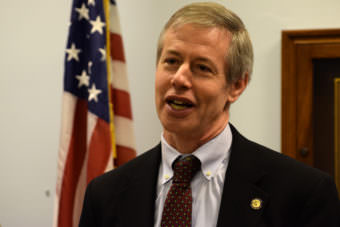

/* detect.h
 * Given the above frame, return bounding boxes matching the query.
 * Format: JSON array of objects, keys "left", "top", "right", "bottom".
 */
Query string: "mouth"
[{"left": 165, "top": 97, "right": 194, "bottom": 110}]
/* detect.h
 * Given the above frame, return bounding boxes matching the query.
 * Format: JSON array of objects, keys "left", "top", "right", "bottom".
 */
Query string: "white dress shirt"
[{"left": 154, "top": 124, "right": 232, "bottom": 227}]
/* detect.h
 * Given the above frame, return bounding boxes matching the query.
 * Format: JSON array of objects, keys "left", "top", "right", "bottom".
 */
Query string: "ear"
[{"left": 227, "top": 72, "right": 249, "bottom": 103}]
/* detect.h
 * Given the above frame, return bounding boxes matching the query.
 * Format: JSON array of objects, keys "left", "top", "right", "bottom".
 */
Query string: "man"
[{"left": 79, "top": 2, "right": 340, "bottom": 227}]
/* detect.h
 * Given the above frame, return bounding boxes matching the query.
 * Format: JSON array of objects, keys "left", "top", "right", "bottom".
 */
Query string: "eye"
[
  {"left": 164, "top": 57, "right": 179, "bottom": 65},
  {"left": 197, "top": 64, "right": 212, "bottom": 73}
]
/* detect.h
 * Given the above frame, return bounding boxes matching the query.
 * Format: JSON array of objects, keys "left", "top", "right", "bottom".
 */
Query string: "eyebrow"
[
  {"left": 164, "top": 50, "right": 212, "bottom": 63},
  {"left": 162, "top": 49, "right": 217, "bottom": 72},
  {"left": 163, "top": 50, "right": 182, "bottom": 57},
  {"left": 195, "top": 57, "right": 213, "bottom": 64}
]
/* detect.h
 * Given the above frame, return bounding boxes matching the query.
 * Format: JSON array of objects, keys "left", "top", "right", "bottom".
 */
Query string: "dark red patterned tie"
[{"left": 160, "top": 155, "right": 201, "bottom": 227}]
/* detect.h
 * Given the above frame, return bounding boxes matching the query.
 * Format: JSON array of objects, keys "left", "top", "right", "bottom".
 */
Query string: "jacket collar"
[
  {"left": 118, "top": 124, "right": 270, "bottom": 227},
  {"left": 119, "top": 144, "right": 162, "bottom": 227},
  {"left": 217, "top": 124, "right": 269, "bottom": 227}
]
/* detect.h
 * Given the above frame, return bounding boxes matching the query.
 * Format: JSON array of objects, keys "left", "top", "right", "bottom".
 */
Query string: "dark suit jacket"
[{"left": 79, "top": 125, "right": 340, "bottom": 227}]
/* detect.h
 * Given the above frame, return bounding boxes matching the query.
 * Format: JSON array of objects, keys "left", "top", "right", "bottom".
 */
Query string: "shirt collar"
[{"left": 160, "top": 124, "right": 232, "bottom": 184}]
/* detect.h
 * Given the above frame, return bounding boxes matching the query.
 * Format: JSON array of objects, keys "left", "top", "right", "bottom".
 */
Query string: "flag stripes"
[
  {"left": 108, "top": 2, "right": 136, "bottom": 163},
  {"left": 111, "top": 88, "right": 133, "bottom": 118},
  {"left": 58, "top": 99, "right": 88, "bottom": 227},
  {"left": 54, "top": 0, "right": 136, "bottom": 226},
  {"left": 111, "top": 61, "right": 130, "bottom": 92},
  {"left": 110, "top": 34, "right": 125, "bottom": 61}
]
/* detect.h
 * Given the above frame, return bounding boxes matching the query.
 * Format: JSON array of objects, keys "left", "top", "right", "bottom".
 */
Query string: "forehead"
[
  {"left": 161, "top": 24, "right": 231, "bottom": 64},
  {"left": 162, "top": 24, "right": 230, "bottom": 52}
]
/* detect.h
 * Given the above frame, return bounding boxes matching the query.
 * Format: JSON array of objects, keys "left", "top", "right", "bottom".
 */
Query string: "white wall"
[{"left": 0, "top": 0, "right": 339, "bottom": 226}]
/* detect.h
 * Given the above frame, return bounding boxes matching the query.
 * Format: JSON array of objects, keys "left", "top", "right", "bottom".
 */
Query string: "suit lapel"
[
  {"left": 119, "top": 144, "right": 162, "bottom": 227},
  {"left": 116, "top": 125, "right": 270, "bottom": 226},
  {"left": 217, "top": 125, "right": 269, "bottom": 227}
]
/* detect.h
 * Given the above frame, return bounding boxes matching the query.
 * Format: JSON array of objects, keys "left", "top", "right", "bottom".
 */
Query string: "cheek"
[
  {"left": 155, "top": 71, "right": 163, "bottom": 91},
  {"left": 197, "top": 87, "right": 228, "bottom": 110},
  {"left": 155, "top": 71, "right": 171, "bottom": 93},
  {"left": 155, "top": 73, "right": 167, "bottom": 104},
  {"left": 155, "top": 77, "right": 164, "bottom": 98}
]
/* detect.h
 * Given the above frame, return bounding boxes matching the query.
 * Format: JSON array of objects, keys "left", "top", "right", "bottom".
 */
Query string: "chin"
[{"left": 162, "top": 120, "right": 196, "bottom": 136}]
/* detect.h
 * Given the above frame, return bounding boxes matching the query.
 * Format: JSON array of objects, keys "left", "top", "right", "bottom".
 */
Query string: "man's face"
[{"left": 155, "top": 24, "right": 234, "bottom": 142}]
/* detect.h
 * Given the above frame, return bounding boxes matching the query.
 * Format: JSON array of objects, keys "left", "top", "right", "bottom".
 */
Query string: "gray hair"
[{"left": 156, "top": 2, "right": 253, "bottom": 83}]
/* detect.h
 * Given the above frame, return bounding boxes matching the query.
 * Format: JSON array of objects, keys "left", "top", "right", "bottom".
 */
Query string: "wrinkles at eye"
[
  {"left": 163, "top": 58, "right": 180, "bottom": 66},
  {"left": 197, "top": 64, "right": 212, "bottom": 73}
]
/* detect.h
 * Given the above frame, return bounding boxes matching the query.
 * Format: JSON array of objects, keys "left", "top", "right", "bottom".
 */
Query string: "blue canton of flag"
[{"left": 64, "top": 0, "right": 110, "bottom": 122}]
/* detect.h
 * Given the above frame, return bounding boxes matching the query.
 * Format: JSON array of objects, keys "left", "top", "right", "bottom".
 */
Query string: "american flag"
[{"left": 54, "top": 0, "right": 136, "bottom": 226}]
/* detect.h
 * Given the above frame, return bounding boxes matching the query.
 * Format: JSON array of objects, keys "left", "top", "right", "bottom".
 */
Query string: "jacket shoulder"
[
  {"left": 229, "top": 124, "right": 339, "bottom": 225},
  {"left": 89, "top": 144, "right": 161, "bottom": 195},
  {"left": 230, "top": 123, "right": 330, "bottom": 181}
]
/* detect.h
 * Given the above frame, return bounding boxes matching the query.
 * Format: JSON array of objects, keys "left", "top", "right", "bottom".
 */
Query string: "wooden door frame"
[
  {"left": 282, "top": 29, "right": 340, "bottom": 191},
  {"left": 282, "top": 29, "right": 340, "bottom": 158}
]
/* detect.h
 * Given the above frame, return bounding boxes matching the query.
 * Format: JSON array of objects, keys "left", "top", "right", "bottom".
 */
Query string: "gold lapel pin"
[{"left": 250, "top": 198, "right": 263, "bottom": 210}]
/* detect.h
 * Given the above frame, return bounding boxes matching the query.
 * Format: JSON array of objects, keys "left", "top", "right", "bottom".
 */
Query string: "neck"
[{"left": 163, "top": 120, "right": 229, "bottom": 154}]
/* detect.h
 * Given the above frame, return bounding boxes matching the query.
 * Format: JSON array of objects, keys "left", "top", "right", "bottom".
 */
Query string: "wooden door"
[{"left": 281, "top": 29, "right": 340, "bottom": 192}]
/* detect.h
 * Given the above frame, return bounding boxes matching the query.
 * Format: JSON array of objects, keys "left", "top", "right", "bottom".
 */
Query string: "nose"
[{"left": 170, "top": 63, "right": 192, "bottom": 90}]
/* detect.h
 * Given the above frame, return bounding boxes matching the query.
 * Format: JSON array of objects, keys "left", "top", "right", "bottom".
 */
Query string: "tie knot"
[{"left": 173, "top": 155, "right": 201, "bottom": 185}]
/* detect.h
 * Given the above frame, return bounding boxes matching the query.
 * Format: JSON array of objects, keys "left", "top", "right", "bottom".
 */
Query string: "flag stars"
[
  {"left": 90, "top": 16, "right": 105, "bottom": 34},
  {"left": 99, "top": 48, "right": 106, "bottom": 61},
  {"left": 65, "top": 43, "right": 81, "bottom": 61},
  {"left": 88, "top": 0, "right": 95, "bottom": 6},
  {"left": 75, "top": 3, "right": 89, "bottom": 21},
  {"left": 75, "top": 70, "right": 90, "bottom": 88},
  {"left": 88, "top": 84, "right": 102, "bottom": 102}
]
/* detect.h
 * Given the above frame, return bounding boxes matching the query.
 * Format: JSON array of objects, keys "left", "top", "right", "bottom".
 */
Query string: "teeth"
[
  {"left": 167, "top": 99, "right": 193, "bottom": 110},
  {"left": 170, "top": 103, "right": 186, "bottom": 110},
  {"left": 173, "top": 100, "right": 185, "bottom": 105}
]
